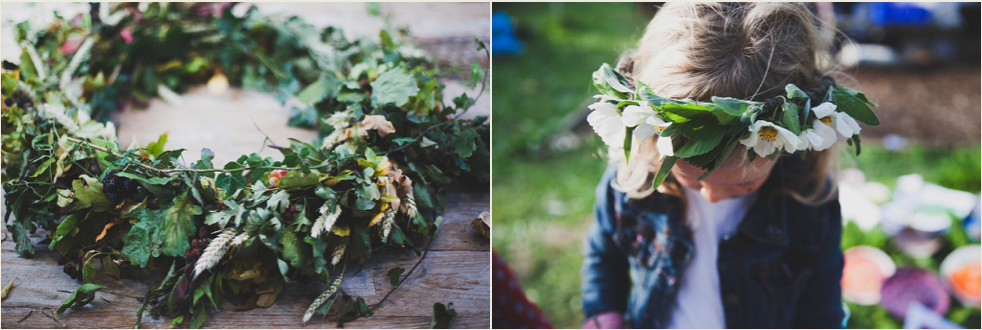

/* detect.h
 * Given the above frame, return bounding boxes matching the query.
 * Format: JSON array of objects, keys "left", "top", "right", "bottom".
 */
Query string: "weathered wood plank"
[{"left": 0, "top": 192, "right": 489, "bottom": 329}]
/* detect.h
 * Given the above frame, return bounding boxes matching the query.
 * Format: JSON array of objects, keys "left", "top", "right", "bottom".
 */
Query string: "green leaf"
[
  {"left": 72, "top": 175, "right": 112, "bottom": 212},
  {"left": 371, "top": 68, "right": 419, "bottom": 106},
  {"left": 592, "top": 63, "right": 632, "bottom": 98},
  {"left": 139, "top": 192, "right": 201, "bottom": 258},
  {"left": 102, "top": 256, "right": 120, "bottom": 279},
  {"left": 786, "top": 84, "right": 809, "bottom": 100},
  {"left": 379, "top": 29, "right": 395, "bottom": 49},
  {"left": 57, "top": 284, "right": 104, "bottom": 318},
  {"left": 710, "top": 96, "right": 752, "bottom": 118},
  {"left": 673, "top": 130, "right": 724, "bottom": 158},
  {"left": 122, "top": 217, "right": 156, "bottom": 267},
  {"left": 298, "top": 74, "right": 341, "bottom": 105},
  {"left": 454, "top": 128, "right": 479, "bottom": 158},
  {"left": 190, "top": 301, "right": 206, "bottom": 329},
  {"left": 82, "top": 257, "right": 96, "bottom": 283},
  {"left": 430, "top": 302, "right": 458, "bottom": 329},
  {"left": 838, "top": 87, "right": 878, "bottom": 107},
  {"left": 279, "top": 230, "right": 311, "bottom": 269},
  {"left": 623, "top": 126, "right": 634, "bottom": 162},
  {"left": 146, "top": 133, "right": 169, "bottom": 159},
  {"left": 781, "top": 101, "right": 801, "bottom": 135},
  {"left": 652, "top": 156, "right": 678, "bottom": 189},
  {"left": 266, "top": 190, "right": 290, "bottom": 213},
  {"left": 277, "top": 171, "right": 320, "bottom": 189},
  {"left": 832, "top": 88, "right": 880, "bottom": 126},
  {"left": 48, "top": 213, "right": 81, "bottom": 249},
  {"left": 386, "top": 267, "right": 404, "bottom": 286}
]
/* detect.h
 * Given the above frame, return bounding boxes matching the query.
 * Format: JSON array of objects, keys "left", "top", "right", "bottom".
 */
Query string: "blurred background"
[{"left": 491, "top": 2, "right": 980, "bottom": 329}]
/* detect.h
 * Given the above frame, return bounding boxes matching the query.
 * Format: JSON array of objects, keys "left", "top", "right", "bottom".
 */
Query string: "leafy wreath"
[
  {"left": 589, "top": 63, "right": 879, "bottom": 188},
  {"left": 1, "top": 3, "right": 489, "bottom": 328}
]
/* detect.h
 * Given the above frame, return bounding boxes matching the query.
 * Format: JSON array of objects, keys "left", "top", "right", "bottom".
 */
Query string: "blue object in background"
[
  {"left": 869, "top": 3, "right": 933, "bottom": 26},
  {"left": 492, "top": 11, "right": 524, "bottom": 55}
]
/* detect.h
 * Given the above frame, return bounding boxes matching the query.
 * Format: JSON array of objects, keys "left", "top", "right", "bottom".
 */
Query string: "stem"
[{"left": 362, "top": 236, "right": 434, "bottom": 317}]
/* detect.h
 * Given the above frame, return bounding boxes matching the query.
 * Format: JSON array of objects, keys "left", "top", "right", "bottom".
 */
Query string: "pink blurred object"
[
  {"left": 120, "top": 28, "right": 134, "bottom": 44},
  {"left": 582, "top": 311, "right": 624, "bottom": 329},
  {"left": 880, "top": 268, "right": 950, "bottom": 319},
  {"left": 61, "top": 37, "right": 84, "bottom": 55}
]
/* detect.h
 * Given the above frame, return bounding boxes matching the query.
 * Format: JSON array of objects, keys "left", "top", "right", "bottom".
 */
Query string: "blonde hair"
[{"left": 612, "top": 2, "right": 839, "bottom": 206}]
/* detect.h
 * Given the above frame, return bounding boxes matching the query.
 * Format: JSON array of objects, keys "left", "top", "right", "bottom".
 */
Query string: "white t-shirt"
[{"left": 666, "top": 186, "right": 758, "bottom": 329}]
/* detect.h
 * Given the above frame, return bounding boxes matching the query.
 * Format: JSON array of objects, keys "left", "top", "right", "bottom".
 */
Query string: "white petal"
[
  {"left": 834, "top": 112, "right": 858, "bottom": 139},
  {"left": 621, "top": 104, "right": 655, "bottom": 127},
  {"left": 645, "top": 113, "right": 670, "bottom": 128},
  {"left": 739, "top": 123, "right": 759, "bottom": 148},
  {"left": 811, "top": 120, "right": 838, "bottom": 150},
  {"left": 587, "top": 106, "right": 625, "bottom": 147},
  {"left": 753, "top": 139, "right": 778, "bottom": 158},
  {"left": 769, "top": 122, "right": 801, "bottom": 153},
  {"left": 656, "top": 136, "right": 674, "bottom": 157},
  {"left": 588, "top": 101, "right": 619, "bottom": 114},
  {"left": 811, "top": 102, "right": 837, "bottom": 118},
  {"left": 633, "top": 124, "right": 657, "bottom": 140}
]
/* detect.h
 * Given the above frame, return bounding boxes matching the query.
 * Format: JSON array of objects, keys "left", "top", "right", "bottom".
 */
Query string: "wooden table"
[{"left": 0, "top": 190, "right": 490, "bottom": 329}]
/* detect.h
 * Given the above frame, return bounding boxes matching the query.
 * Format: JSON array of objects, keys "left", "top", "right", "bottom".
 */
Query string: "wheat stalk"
[
  {"left": 381, "top": 208, "right": 396, "bottom": 244},
  {"left": 302, "top": 265, "right": 346, "bottom": 325},
  {"left": 230, "top": 232, "right": 251, "bottom": 247},
  {"left": 193, "top": 228, "right": 236, "bottom": 278},
  {"left": 331, "top": 238, "right": 348, "bottom": 266},
  {"left": 400, "top": 190, "right": 418, "bottom": 219},
  {"left": 311, "top": 202, "right": 341, "bottom": 238}
]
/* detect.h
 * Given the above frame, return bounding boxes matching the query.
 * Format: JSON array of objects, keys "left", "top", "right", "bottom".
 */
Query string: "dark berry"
[
  {"left": 198, "top": 226, "right": 210, "bottom": 238},
  {"left": 4, "top": 98, "right": 12, "bottom": 107},
  {"left": 99, "top": 25, "right": 113, "bottom": 38},
  {"left": 64, "top": 263, "right": 77, "bottom": 279}
]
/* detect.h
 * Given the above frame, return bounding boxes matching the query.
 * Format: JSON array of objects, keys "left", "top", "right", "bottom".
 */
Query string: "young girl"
[{"left": 581, "top": 3, "right": 877, "bottom": 328}]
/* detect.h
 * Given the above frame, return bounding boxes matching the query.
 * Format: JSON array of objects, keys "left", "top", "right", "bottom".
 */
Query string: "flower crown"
[{"left": 588, "top": 63, "right": 880, "bottom": 188}]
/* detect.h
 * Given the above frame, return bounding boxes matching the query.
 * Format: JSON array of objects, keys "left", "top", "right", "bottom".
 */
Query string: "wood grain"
[{"left": 0, "top": 191, "right": 490, "bottom": 329}]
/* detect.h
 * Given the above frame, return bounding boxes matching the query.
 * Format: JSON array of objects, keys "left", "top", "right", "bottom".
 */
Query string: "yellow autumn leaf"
[
  {"left": 331, "top": 225, "right": 351, "bottom": 237},
  {"left": 1, "top": 278, "right": 15, "bottom": 300},
  {"left": 95, "top": 222, "right": 116, "bottom": 242}
]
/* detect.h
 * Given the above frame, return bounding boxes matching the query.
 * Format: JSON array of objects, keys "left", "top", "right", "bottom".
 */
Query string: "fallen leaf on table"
[
  {"left": 430, "top": 302, "right": 457, "bottom": 329},
  {"left": 2, "top": 278, "right": 16, "bottom": 300}
]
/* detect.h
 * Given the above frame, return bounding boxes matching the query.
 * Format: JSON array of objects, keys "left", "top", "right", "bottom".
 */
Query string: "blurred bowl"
[
  {"left": 940, "top": 245, "right": 981, "bottom": 307},
  {"left": 842, "top": 246, "right": 896, "bottom": 305},
  {"left": 880, "top": 268, "right": 949, "bottom": 319}
]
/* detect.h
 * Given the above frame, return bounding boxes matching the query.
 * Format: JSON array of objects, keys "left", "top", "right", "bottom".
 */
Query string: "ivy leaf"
[
  {"left": 122, "top": 216, "right": 157, "bottom": 267},
  {"left": 48, "top": 213, "right": 81, "bottom": 250},
  {"left": 82, "top": 257, "right": 96, "bottom": 283},
  {"left": 430, "top": 302, "right": 457, "bottom": 329},
  {"left": 453, "top": 128, "right": 479, "bottom": 158},
  {"left": 386, "top": 267, "right": 404, "bottom": 286},
  {"left": 371, "top": 68, "right": 419, "bottom": 106},
  {"left": 267, "top": 190, "right": 291, "bottom": 213}
]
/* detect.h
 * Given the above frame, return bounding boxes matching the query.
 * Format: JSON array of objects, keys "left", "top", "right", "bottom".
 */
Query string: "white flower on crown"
[
  {"left": 740, "top": 120, "right": 800, "bottom": 157},
  {"left": 586, "top": 101, "right": 626, "bottom": 148},
  {"left": 811, "top": 102, "right": 861, "bottom": 141},
  {"left": 619, "top": 102, "right": 674, "bottom": 157}
]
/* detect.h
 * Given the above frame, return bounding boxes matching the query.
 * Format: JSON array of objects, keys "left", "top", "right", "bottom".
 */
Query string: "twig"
[
  {"left": 101, "top": 297, "right": 112, "bottom": 304},
  {"left": 362, "top": 236, "right": 434, "bottom": 316},
  {"left": 18, "top": 310, "right": 33, "bottom": 323},
  {"left": 41, "top": 310, "right": 58, "bottom": 322}
]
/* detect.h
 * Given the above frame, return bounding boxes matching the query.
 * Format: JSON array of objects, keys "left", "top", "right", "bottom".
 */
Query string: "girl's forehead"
[{"left": 674, "top": 157, "right": 775, "bottom": 185}]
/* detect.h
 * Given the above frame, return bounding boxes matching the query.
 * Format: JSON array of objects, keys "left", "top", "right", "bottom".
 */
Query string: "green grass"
[{"left": 491, "top": 3, "right": 981, "bottom": 329}]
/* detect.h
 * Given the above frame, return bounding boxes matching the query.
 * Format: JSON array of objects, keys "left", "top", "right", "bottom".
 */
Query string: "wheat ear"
[
  {"left": 193, "top": 228, "right": 236, "bottom": 278},
  {"left": 381, "top": 208, "right": 397, "bottom": 244},
  {"left": 400, "top": 190, "right": 418, "bottom": 219},
  {"left": 331, "top": 238, "right": 348, "bottom": 266},
  {"left": 302, "top": 266, "right": 345, "bottom": 325},
  {"left": 311, "top": 202, "right": 341, "bottom": 238}
]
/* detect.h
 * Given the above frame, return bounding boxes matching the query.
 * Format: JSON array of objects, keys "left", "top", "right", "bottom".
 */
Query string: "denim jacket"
[{"left": 582, "top": 157, "right": 845, "bottom": 328}]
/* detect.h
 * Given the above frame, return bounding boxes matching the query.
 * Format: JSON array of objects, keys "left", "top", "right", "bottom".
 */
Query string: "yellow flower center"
[
  {"left": 758, "top": 126, "right": 778, "bottom": 142},
  {"left": 820, "top": 116, "right": 833, "bottom": 125},
  {"left": 655, "top": 125, "right": 665, "bottom": 133}
]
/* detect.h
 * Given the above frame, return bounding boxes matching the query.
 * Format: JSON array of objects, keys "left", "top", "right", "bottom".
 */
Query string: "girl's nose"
[{"left": 700, "top": 187, "right": 727, "bottom": 203}]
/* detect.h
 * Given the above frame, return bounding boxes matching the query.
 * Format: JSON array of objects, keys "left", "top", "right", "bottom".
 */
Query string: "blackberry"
[
  {"left": 122, "top": 178, "right": 138, "bottom": 194},
  {"left": 4, "top": 98, "right": 12, "bottom": 107},
  {"left": 107, "top": 192, "right": 121, "bottom": 204},
  {"left": 64, "top": 263, "right": 79, "bottom": 279}
]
